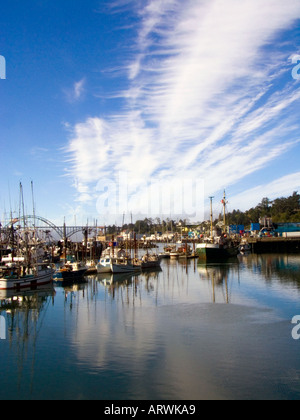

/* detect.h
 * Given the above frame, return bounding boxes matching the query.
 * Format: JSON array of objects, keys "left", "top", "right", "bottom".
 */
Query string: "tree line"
[
  {"left": 105, "top": 192, "right": 300, "bottom": 235},
  {"left": 105, "top": 218, "right": 185, "bottom": 235},
  {"left": 223, "top": 192, "right": 300, "bottom": 227}
]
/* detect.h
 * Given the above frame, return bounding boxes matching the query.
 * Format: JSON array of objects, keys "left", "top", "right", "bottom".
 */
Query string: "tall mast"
[
  {"left": 31, "top": 181, "right": 36, "bottom": 229},
  {"left": 31, "top": 180, "right": 38, "bottom": 251},
  {"left": 10, "top": 213, "right": 15, "bottom": 263},
  {"left": 209, "top": 196, "right": 214, "bottom": 238},
  {"left": 222, "top": 190, "right": 228, "bottom": 234},
  {"left": 20, "top": 182, "right": 30, "bottom": 268}
]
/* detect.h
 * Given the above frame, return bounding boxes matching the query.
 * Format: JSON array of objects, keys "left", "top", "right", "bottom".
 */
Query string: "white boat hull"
[
  {"left": 170, "top": 253, "right": 179, "bottom": 259},
  {"left": 97, "top": 265, "right": 112, "bottom": 274},
  {"left": 97, "top": 257, "right": 113, "bottom": 273},
  {"left": 0, "top": 269, "right": 53, "bottom": 291}
]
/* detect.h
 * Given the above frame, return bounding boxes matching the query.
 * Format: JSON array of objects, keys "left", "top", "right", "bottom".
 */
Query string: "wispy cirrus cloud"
[
  {"left": 64, "top": 78, "right": 86, "bottom": 103},
  {"left": 65, "top": 0, "right": 300, "bottom": 222},
  {"left": 229, "top": 173, "right": 300, "bottom": 211}
]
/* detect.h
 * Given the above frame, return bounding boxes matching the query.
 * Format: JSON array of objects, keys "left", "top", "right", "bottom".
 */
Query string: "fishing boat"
[
  {"left": 159, "top": 251, "right": 171, "bottom": 258},
  {"left": 159, "top": 245, "right": 177, "bottom": 258},
  {"left": 97, "top": 256, "right": 140, "bottom": 274},
  {"left": 97, "top": 239, "right": 142, "bottom": 274},
  {"left": 170, "top": 244, "right": 193, "bottom": 259},
  {"left": 53, "top": 256, "right": 87, "bottom": 283},
  {"left": 111, "top": 261, "right": 140, "bottom": 274},
  {"left": 53, "top": 263, "right": 87, "bottom": 283},
  {"left": 85, "top": 259, "right": 97, "bottom": 274},
  {"left": 0, "top": 263, "right": 54, "bottom": 291},
  {"left": 196, "top": 192, "right": 239, "bottom": 262},
  {"left": 170, "top": 251, "right": 180, "bottom": 259},
  {"left": 196, "top": 242, "right": 239, "bottom": 261},
  {"left": 0, "top": 183, "right": 54, "bottom": 291},
  {"left": 134, "top": 253, "right": 161, "bottom": 270},
  {"left": 97, "top": 256, "right": 113, "bottom": 273},
  {"left": 1, "top": 254, "right": 25, "bottom": 264},
  {"left": 176, "top": 244, "right": 197, "bottom": 259},
  {"left": 97, "top": 247, "right": 131, "bottom": 274}
]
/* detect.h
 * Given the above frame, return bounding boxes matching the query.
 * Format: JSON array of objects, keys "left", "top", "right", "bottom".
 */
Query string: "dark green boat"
[{"left": 196, "top": 243, "right": 239, "bottom": 261}]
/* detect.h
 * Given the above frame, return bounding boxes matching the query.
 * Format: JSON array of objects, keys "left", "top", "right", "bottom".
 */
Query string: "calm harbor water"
[{"left": 1, "top": 252, "right": 300, "bottom": 400}]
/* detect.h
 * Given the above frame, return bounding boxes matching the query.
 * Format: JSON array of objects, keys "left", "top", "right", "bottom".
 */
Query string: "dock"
[{"left": 247, "top": 237, "right": 300, "bottom": 253}]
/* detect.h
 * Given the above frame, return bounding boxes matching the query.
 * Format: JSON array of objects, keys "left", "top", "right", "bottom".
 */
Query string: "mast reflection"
[
  {"left": 197, "top": 263, "right": 239, "bottom": 303},
  {"left": 0, "top": 286, "right": 55, "bottom": 394}
]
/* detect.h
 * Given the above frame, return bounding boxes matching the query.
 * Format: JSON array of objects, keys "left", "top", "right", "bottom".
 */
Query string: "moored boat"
[
  {"left": 97, "top": 247, "right": 134, "bottom": 274},
  {"left": 159, "top": 245, "right": 176, "bottom": 258},
  {"left": 196, "top": 192, "right": 239, "bottom": 262},
  {"left": 170, "top": 250, "right": 180, "bottom": 259},
  {"left": 196, "top": 242, "right": 239, "bottom": 261},
  {"left": 111, "top": 260, "right": 141, "bottom": 274},
  {"left": 53, "top": 256, "right": 87, "bottom": 283},
  {"left": 0, "top": 263, "right": 54, "bottom": 291},
  {"left": 85, "top": 259, "right": 97, "bottom": 274},
  {"left": 134, "top": 253, "right": 161, "bottom": 270},
  {"left": 97, "top": 257, "right": 113, "bottom": 273}
]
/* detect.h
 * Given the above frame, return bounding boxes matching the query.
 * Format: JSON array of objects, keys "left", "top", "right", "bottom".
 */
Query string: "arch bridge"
[{"left": 4, "top": 215, "right": 99, "bottom": 240}]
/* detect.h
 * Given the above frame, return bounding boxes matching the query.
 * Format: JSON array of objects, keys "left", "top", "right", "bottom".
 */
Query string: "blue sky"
[{"left": 1, "top": 0, "right": 300, "bottom": 226}]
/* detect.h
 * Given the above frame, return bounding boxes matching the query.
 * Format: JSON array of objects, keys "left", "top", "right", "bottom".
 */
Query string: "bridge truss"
[{"left": 3, "top": 215, "right": 99, "bottom": 240}]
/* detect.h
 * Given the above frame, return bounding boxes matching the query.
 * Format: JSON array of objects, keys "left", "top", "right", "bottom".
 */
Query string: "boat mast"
[
  {"left": 20, "top": 182, "right": 30, "bottom": 270},
  {"left": 31, "top": 181, "right": 36, "bottom": 231},
  {"left": 31, "top": 180, "right": 38, "bottom": 265},
  {"left": 10, "top": 213, "right": 15, "bottom": 264},
  {"left": 209, "top": 196, "right": 214, "bottom": 238},
  {"left": 222, "top": 190, "right": 228, "bottom": 234}
]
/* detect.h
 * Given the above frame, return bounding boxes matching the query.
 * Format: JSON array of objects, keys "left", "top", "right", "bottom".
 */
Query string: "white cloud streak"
[
  {"left": 229, "top": 172, "right": 300, "bottom": 211},
  {"left": 64, "top": 78, "right": 86, "bottom": 103},
  {"left": 65, "top": 0, "right": 300, "bottom": 222}
]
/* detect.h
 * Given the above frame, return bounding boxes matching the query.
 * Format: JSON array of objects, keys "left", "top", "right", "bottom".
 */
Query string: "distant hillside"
[
  {"left": 223, "top": 192, "right": 300, "bottom": 227},
  {"left": 104, "top": 192, "right": 300, "bottom": 235}
]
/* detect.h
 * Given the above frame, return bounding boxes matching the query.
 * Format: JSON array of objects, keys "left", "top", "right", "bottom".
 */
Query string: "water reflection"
[
  {"left": 0, "top": 286, "right": 55, "bottom": 397},
  {"left": 1, "top": 254, "right": 300, "bottom": 400},
  {"left": 2, "top": 254, "right": 299, "bottom": 338},
  {"left": 240, "top": 253, "right": 300, "bottom": 286},
  {"left": 197, "top": 262, "right": 239, "bottom": 304},
  {"left": 0, "top": 286, "right": 55, "bottom": 342}
]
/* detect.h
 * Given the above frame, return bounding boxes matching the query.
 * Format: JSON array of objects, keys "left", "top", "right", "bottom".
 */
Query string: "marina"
[
  {"left": 2, "top": 0, "right": 300, "bottom": 403},
  {"left": 0, "top": 189, "right": 300, "bottom": 400},
  {"left": 0, "top": 252, "right": 300, "bottom": 400}
]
